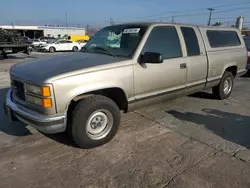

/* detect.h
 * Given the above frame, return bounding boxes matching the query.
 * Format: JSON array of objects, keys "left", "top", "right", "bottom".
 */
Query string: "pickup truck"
[
  {"left": 0, "top": 29, "right": 32, "bottom": 59},
  {"left": 4, "top": 22, "right": 247, "bottom": 148}
]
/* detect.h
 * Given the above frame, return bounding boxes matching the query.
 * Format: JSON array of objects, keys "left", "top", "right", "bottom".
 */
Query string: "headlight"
[
  {"left": 26, "top": 84, "right": 51, "bottom": 97},
  {"left": 26, "top": 95, "right": 52, "bottom": 108},
  {"left": 26, "top": 84, "right": 41, "bottom": 95},
  {"left": 26, "top": 95, "right": 42, "bottom": 106}
]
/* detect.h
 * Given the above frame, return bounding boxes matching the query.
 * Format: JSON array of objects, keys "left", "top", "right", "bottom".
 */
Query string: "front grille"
[{"left": 11, "top": 79, "right": 25, "bottom": 101}]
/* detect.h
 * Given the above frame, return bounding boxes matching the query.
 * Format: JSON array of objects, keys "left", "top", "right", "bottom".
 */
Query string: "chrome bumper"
[{"left": 4, "top": 89, "right": 67, "bottom": 134}]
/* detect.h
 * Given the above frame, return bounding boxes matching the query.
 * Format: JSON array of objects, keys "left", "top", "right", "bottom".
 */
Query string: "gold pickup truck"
[{"left": 4, "top": 22, "right": 247, "bottom": 148}]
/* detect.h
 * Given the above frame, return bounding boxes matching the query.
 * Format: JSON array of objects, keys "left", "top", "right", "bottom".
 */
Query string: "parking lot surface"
[{"left": 0, "top": 53, "right": 250, "bottom": 188}]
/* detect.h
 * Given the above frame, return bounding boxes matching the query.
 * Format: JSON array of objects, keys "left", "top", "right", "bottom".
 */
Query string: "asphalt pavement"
[{"left": 0, "top": 52, "right": 249, "bottom": 188}]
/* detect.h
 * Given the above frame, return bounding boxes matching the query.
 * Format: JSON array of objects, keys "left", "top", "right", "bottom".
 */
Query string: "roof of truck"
[{"left": 110, "top": 22, "right": 238, "bottom": 30}]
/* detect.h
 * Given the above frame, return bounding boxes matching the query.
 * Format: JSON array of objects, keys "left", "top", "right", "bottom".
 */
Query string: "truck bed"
[{"left": 0, "top": 42, "right": 30, "bottom": 48}]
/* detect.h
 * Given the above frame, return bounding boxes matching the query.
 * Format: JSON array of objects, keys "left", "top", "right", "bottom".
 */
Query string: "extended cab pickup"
[{"left": 4, "top": 23, "right": 247, "bottom": 148}]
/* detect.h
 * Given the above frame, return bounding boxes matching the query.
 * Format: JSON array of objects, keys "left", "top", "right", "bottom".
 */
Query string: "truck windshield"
[{"left": 82, "top": 25, "right": 148, "bottom": 57}]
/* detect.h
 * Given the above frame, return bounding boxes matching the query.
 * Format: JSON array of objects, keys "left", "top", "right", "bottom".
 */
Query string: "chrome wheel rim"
[
  {"left": 86, "top": 109, "right": 113, "bottom": 140},
  {"left": 223, "top": 77, "right": 232, "bottom": 95}
]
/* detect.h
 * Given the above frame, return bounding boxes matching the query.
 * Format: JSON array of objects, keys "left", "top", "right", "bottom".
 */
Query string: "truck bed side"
[{"left": 198, "top": 27, "right": 247, "bottom": 88}]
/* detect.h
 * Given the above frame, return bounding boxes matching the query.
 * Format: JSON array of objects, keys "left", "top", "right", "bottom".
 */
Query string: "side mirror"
[{"left": 140, "top": 52, "right": 163, "bottom": 64}]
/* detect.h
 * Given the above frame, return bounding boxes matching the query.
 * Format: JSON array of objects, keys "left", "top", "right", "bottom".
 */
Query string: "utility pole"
[
  {"left": 86, "top": 24, "right": 89, "bottom": 35},
  {"left": 65, "top": 12, "right": 69, "bottom": 35},
  {"left": 110, "top": 18, "right": 114, "bottom": 26},
  {"left": 172, "top": 16, "right": 175, "bottom": 23},
  {"left": 207, "top": 8, "right": 215, "bottom": 26}
]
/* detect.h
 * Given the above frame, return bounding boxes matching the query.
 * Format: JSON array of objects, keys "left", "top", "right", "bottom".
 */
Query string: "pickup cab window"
[
  {"left": 83, "top": 25, "right": 148, "bottom": 57},
  {"left": 181, "top": 27, "right": 200, "bottom": 56},
  {"left": 141, "top": 26, "right": 182, "bottom": 59},
  {"left": 207, "top": 30, "right": 241, "bottom": 48}
]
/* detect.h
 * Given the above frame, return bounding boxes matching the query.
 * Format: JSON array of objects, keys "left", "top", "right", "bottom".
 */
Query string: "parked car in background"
[
  {"left": 39, "top": 36, "right": 55, "bottom": 42},
  {"left": 39, "top": 39, "right": 81, "bottom": 52},
  {"left": 243, "top": 36, "right": 250, "bottom": 71},
  {"left": 76, "top": 40, "right": 87, "bottom": 48},
  {"left": 30, "top": 39, "right": 47, "bottom": 47},
  {"left": 4, "top": 23, "right": 247, "bottom": 148}
]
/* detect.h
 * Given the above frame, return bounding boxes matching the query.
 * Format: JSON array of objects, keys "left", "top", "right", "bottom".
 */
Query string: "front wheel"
[
  {"left": 68, "top": 95, "right": 120, "bottom": 148},
  {"left": 49, "top": 47, "right": 55, "bottom": 53},
  {"left": 72, "top": 46, "right": 78, "bottom": 52},
  {"left": 212, "top": 71, "right": 234, "bottom": 100}
]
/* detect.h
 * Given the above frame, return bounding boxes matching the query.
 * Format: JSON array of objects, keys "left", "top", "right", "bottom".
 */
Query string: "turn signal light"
[
  {"left": 41, "top": 86, "right": 51, "bottom": 97},
  {"left": 42, "top": 98, "right": 52, "bottom": 108}
]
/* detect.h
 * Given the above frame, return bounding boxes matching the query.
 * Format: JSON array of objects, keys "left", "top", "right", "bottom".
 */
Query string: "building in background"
[
  {"left": 0, "top": 25, "right": 86, "bottom": 39},
  {"left": 235, "top": 16, "right": 244, "bottom": 31},
  {"left": 40, "top": 26, "right": 86, "bottom": 38}
]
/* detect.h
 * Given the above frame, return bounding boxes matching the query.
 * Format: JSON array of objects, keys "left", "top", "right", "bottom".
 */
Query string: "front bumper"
[{"left": 4, "top": 89, "right": 67, "bottom": 134}]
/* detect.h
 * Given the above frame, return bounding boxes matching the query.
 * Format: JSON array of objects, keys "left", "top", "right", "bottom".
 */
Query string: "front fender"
[{"left": 66, "top": 83, "right": 128, "bottom": 110}]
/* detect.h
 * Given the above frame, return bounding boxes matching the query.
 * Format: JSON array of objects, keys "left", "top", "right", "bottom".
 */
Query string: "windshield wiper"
[{"left": 92, "top": 46, "right": 117, "bottom": 57}]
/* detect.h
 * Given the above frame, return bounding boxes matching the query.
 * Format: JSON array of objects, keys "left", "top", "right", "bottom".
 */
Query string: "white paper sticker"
[{"left": 123, "top": 28, "right": 141, "bottom": 34}]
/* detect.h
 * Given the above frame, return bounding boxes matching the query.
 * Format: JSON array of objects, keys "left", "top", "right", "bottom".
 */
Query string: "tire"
[
  {"left": 68, "top": 95, "right": 120, "bottom": 148},
  {"left": 212, "top": 71, "right": 234, "bottom": 100},
  {"left": 49, "top": 47, "right": 55, "bottom": 53},
  {"left": 0, "top": 51, "right": 4, "bottom": 60},
  {"left": 72, "top": 46, "right": 78, "bottom": 52}
]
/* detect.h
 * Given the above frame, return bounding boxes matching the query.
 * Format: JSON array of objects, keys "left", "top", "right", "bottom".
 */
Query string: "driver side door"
[
  {"left": 56, "top": 40, "right": 68, "bottom": 51},
  {"left": 133, "top": 26, "right": 187, "bottom": 105}
]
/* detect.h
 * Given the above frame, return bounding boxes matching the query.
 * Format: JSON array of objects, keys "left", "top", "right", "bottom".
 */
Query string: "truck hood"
[{"left": 10, "top": 52, "right": 127, "bottom": 83}]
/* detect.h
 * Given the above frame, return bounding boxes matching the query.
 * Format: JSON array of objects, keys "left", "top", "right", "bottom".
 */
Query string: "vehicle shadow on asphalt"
[
  {"left": 0, "top": 88, "right": 32, "bottom": 136},
  {"left": 0, "top": 88, "right": 78, "bottom": 147},
  {"left": 167, "top": 109, "right": 250, "bottom": 149},
  {"left": 42, "top": 132, "right": 79, "bottom": 148},
  {"left": 189, "top": 91, "right": 217, "bottom": 100},
  {"left": 3, "top": 55, "right": 36, "bottom": 60}
]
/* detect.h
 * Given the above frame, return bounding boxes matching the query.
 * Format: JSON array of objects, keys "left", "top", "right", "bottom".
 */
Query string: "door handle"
[{"left": 180, "top": 63, "right": 187, "bottom": 69}]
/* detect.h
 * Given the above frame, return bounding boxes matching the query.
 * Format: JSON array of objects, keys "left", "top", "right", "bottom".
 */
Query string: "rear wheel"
[
  {"left": 68, "top": 95, "right": 120, "bottom": 148},
  {"left": 72, "top": 46, "right": 78, "bottom": 52},
  {"left": 0, "top": 51, "right": 4, "bottom": 60},
  {"left": 49, "top": 47, "right": 55, "bottom": 53},
  {"left": 212, "top": 71, "right": 234, "bottom": 100}
]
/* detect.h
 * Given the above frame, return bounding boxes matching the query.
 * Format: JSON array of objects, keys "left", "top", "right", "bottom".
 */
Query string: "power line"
[
  {"left": 213, "top": 1, "right": 250, "bottom": 8},
  {"left": 215, "top": 6, "right": 250, "bottom": 14},
  {"left": 133, "top": 1, "right": 250, "bottom": 20},
  {"left": 81, "top": 2, "right": 250, "bottom": 29},
  {"left": 211, "top": 17, "right": 237, "bottom": 20}
]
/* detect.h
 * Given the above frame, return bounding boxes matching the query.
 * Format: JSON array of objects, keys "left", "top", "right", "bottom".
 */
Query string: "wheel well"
[
  {"left": 225, "top": 66, "right": 237, "bottom": 77},
  {"left": 49, "top": 46, "right": 55, "bottom": 51},
  {"left": 68, "top": 88, "right": 128, "bottom": 113}
]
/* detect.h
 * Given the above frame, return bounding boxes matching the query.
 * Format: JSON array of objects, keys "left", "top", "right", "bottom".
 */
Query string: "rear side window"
[
  {"left": 142, "top": 26, "right": 182, "bottom": 59},
  {"left": 181, "top": 27, "right": 200, "bottom": 56},
  {"left": 207, "top": 30, "right": 241, "bottom": 48}
]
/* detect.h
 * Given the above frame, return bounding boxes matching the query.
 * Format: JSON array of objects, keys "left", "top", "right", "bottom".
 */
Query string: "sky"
[{"left": 1, "top": 0, "right": 250, "bottom": 28}]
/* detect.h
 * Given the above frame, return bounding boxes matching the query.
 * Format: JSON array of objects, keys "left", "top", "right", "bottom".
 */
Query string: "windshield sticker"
[{"left": 123, "top": 28, "right": 141, "bottom": 34}]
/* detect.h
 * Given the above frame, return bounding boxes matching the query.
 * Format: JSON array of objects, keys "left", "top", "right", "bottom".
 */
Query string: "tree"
[{"left": 212, "top": 22, "right": 223, "bottom": 26}]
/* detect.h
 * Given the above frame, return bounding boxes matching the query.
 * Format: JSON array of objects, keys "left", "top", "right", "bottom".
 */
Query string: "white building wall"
[
  {"left": 42, "top": 27, "right": 86, "bottom": 38},
  {"left": 0, "top": 25, "right": 86, "bottom": 38}
]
